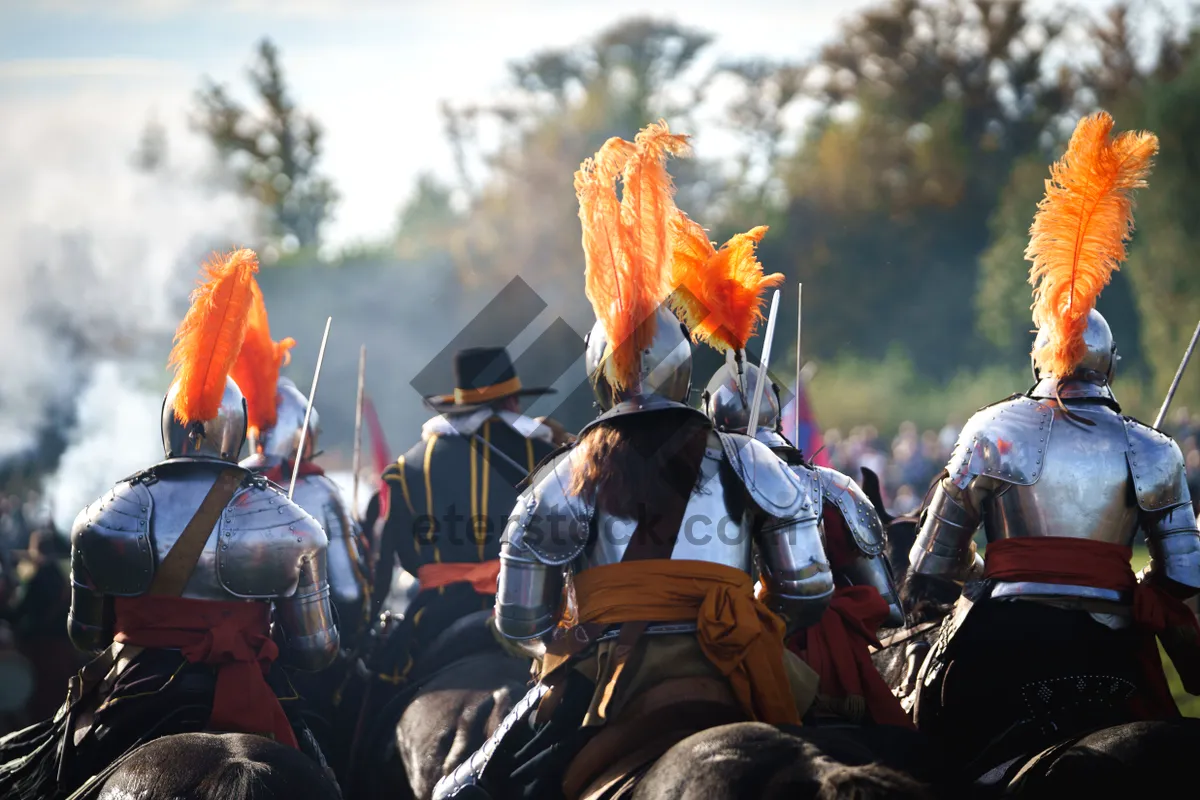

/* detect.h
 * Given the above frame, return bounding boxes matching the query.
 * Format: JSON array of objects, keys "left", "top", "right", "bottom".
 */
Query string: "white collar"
[{"left": 420, "top": 409, "right": 555, "bottom": 444}]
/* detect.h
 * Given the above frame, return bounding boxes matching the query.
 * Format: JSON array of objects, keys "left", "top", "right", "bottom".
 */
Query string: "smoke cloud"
[{"left": 0, "top": 78, "right": 256, "bottom": 531}]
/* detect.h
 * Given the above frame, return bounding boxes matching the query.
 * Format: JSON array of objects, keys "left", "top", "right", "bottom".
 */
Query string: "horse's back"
[
  {"left": 1006, "top": 719, "right": 1200, "bottom": 799},
  {"left": 397, "top": 650, "right": 530, "bottom": 800},
  {"left": 634, "top": 722, "right": 938, "bottom": 800},
  {"left": 94, "top": 733, "right": 341, "bottom": 800}
]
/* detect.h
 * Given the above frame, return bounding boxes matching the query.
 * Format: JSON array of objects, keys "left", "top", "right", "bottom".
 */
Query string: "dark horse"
[
  {"left": 348, "top": 609, "right": 530, "bottom": 800},
  {"left": 73, "top": 733, "right": 342, "bottom": 800}
]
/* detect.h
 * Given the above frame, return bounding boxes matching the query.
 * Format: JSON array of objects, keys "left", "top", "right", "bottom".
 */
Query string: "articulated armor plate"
[
  {"left": 814, "top": 467, "right": 885, "bottom": 557},
  {"left": 161, "top": 377, "right": 248, "bottom": 462},
  {"left": 912, "top": 394, "right": 1200, "bottom": 603},
  {"left": 944, "top": 395, "right": 1053, "bottom": 491},
  {"left": 252, "top": 377, "right": 318, "bottom": 461},
  {"left": 69, "top": 458, "right": 339, "bottom": 669},
  {"left": 584, "top": 307, "right": 693, "bottom": 412},
  {"left": 812, "top": 466, "right": 902, "bottom": 627},
  {"left": 497, "top": 430, "right": 832, "bottom": 641},
  {"left": 291, "top": 473, "right": 367, "bottom": 629}
]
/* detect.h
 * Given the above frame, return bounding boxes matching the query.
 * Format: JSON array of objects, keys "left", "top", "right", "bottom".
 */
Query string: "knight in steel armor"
[
  {"left": 435, "top": 123, "right": 831, "bottom": 800},
  {"left": 703, "top": 355, "right": 910, "bottom": 728},
  {"left": 231, "top": 286, "right": 369, "bottom": 646},
  {"left": 907, "top": 113, "right": 1200, "bottom": 773},
  {"left": 0, "top": 251, "right": 339, "bottom": 800}
]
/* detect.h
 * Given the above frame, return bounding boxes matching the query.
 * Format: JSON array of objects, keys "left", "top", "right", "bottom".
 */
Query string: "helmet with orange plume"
[
  {"left": 665, "top": 212, "right": 785, "bottom": 444},
  {"left": 577, "top": 122, "right": 697, "bottom": 416},
  {"left": 1025, "top": 111, "right": 1157, "bottom": 403},
  {"left": 227, "top": 278, "right": 312, "bottom": 463},
  {"left": 161, "top": 249, "right": 258, "bottom": 461}
]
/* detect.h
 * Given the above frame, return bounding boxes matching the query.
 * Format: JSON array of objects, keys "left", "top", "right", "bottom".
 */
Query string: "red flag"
[{"left": 362, "top": 393, "right": 391, "bottom": 518}]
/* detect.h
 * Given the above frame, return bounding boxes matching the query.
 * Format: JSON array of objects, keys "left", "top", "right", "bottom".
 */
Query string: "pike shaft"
[
  {"left": 1154, "top": 318, "right": 1200, "bottom": 430},
  {"left": 352, "top": 344, "right": 366, "bottom": 512},
  {"left": 290, "top": 316, "right": 332, "bottom": 499},
  {"left": 794, "top": 282, "right": 802, "bottom": 442},
  {"left": 747, "top": 289, "right": 781, "bottom": 434}
]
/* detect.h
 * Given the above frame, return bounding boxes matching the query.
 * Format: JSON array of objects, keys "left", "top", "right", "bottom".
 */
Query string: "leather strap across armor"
[
  {"left": 148, "top": 467, "right": 246, "bottom": 596},
  {"left": 537, "top": 431, "right": 702, "bottom": 718}
]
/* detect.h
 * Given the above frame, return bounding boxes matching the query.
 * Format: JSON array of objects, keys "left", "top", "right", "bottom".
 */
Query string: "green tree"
[
  {"left": 437, "top": 17, "right": 718, "bottom": 316},
  {"left": 770, "top": 0, "right": 1077, "bottom": 376},
  {"left": 193, "top": 38, "right": 338, "bottom": 251}
]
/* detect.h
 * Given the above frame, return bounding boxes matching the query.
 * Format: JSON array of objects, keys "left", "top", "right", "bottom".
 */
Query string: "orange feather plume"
[
  {"left": 167, "top": 249, "right": 258, "bottom": 425},
  {"left": 577, "top": 120, "right": 690, "bottom": 391},
  {"left": 230, "top": 279, "right": 296, "bottom": 438},
  {"left": 1027, "top": 111, "right": 1157, "bottom": 378},
  {"left": 668, "top": 211, "right": 783, "bottom": 352}
]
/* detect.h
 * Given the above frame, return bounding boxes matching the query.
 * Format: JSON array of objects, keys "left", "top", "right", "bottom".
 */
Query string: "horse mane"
[{"left": 569, "top": 411, "right": 710, "bottom": 519}]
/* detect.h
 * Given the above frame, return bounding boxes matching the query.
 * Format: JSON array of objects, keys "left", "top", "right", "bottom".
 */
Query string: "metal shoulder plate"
[
  {"left": 717, "top": 431, "right": 816, "bottom": 520},
  {"left": 814, "top": 466, "right": 886, "bottom": 557},
  {"left": 946, "top": 395, "right": 1053, "bottom": 490},
  {"left": 1123, "top": 417, "right": 1190, "bottom": 512},
  {"left": 216, "top": 480, "right": 329, "bottom": 598},
  {"left": 504, "top": 446, "right": 593, "bottom": 566},
  {"left": 72, "top": 477, "right": 155, "bottom": 596}
]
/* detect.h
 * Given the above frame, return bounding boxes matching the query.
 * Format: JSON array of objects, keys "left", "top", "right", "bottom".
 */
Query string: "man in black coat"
[{"left": 368, "top": 347, "right": 562, "bottom": 681}]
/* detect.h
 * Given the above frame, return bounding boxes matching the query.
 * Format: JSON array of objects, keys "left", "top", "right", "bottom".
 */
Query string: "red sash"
[
  {"left": 113, "top": 596, "right": 297, "bottom": 748},
  {"left": 263, "top": 459, "right": 325, "bottom": 487},
  {"left": 788, "top": 585, "right": 913, "bottom": 728},
  {"left": 417, "top": 560, "right": 501, "bottom": 595},
  {"left": 984, "top": 537, "right": 1200, "bottom": 716}
]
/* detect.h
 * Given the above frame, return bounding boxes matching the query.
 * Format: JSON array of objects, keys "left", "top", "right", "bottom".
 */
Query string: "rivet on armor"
[{"left": 297, "top": 537, "right": 303, "bottom": 542}]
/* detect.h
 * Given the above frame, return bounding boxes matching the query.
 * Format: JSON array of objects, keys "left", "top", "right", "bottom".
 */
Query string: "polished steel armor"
[
  {"left": 703, "top": 358, "right": 782, "bottom": 436},
  {"left": 584, "top": 307, "right": 693, "bottom": 411},
  {"left": 911, "top": 385, "right": 1200, "bottom": 608},
  {"left": 251, "top": 377, "right": 319, "bottom": 462},
  {"left": 161, "top": 377, "right": 248, "bottom": 461},
  {"left": 496, "top": 430, "right": 833, "bottom": 645},
  {"left": 68, "top": 457, "right": 339, "bottom": 670},
  {"left": 703, "top": 359, "right": 901, "bottom": 626},
  {"left": 1031, "top": 309, "right": 1117, "bottom": 385},
  {"left": 244, "top": 452, "right": 368, "bottom": 634}
]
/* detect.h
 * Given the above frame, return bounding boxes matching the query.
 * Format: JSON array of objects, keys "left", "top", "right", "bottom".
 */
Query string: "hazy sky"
[
  {"left": 0, "top": 0, "right": 1188, "bottom": 248},
  {"left": 0, "top": 0, "right": 896, "bottom": 248}
]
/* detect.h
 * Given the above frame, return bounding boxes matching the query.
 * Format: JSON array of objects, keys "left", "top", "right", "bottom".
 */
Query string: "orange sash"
[
  {"left": 542, "top": 559, "right": 798, "bottom": 726},
  {"left": 416, "top": 560, "right": 501, "bottom": 594},
  {"left": 984, "top": 537, "right": 1200, "bottom": 716},
  {"left": 113, "top": 595, "right": 297, "bottom": 748}
]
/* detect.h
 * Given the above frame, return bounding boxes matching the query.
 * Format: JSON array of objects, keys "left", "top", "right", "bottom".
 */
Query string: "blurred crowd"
[
  {"left": 823, "top": 407, "right": 1200, "bottom": 519},
  {"left": 0, "top": 491, "right": 82, "bottom": 736}
]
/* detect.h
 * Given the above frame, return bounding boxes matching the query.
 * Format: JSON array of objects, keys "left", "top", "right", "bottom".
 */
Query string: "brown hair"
[{"left": 569, "top": 410, "right": 710, "bottom": 519}]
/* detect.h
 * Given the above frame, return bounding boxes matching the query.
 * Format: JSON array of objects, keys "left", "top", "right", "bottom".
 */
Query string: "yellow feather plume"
[
  {"left": 577, "top": 120, "right": 689, "bottom": 392},
  {"left": 1027, "top": 111, "right": 1157, "bottom": 378},
  {"left": 668, "top": 211, "right": 782, "bottom": 352},
  {"left": 168, "top": 249, "right": 258, "bottom": 425}
]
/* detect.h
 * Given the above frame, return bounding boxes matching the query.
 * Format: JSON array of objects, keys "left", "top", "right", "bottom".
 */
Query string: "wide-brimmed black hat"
[{"left": 424, "top": 346, "right": 556, "bottom": 413}]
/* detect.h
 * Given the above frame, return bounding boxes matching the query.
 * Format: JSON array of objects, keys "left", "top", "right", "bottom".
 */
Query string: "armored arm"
[
  {"left": 909, "top": 475, "right": 988, "bottom": 584},
  {"left": 756, "top": 513, "right": 834, "bottom": 634},
  {"left": 68, "top": 509, "right": 109, "bottom": 653},
  {"left": 494, "top": 453, "right": 582, "bottom": 655},
  {"left": 275, "top": 545, "right": 341, "bottom": 671},
  {"left": 718, "top": 434, "right": 833, "bottom": 633},
  {"left": 816, "top": 467, "right": 903, "bottom": 627},
  {"left": 1128, "top": 423, "right": 1200, "bottom": 596}
]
